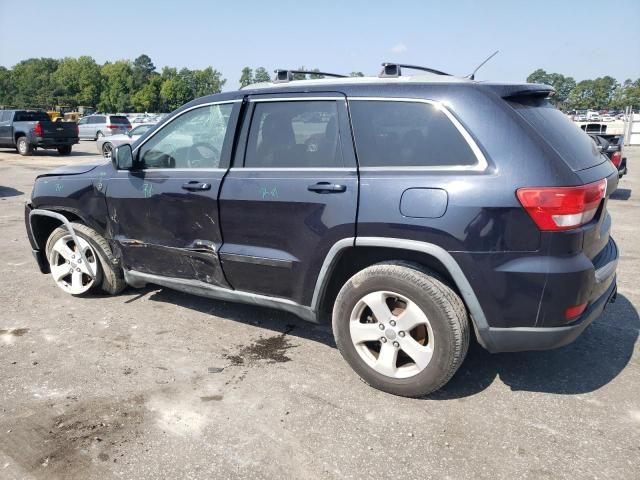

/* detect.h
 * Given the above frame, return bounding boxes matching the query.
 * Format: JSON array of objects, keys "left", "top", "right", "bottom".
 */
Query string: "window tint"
[
  {"left": 90, "top": 116, "right": 106, "bottom": 124},
  {"left": 14, "top": 111, "right": 50, "bottom": 122},
  {"left": 139, "top": 104, "right": 232, "bottom": 169},
  {"left": 77, "top": 117, "right": 88, "bottom": 125},
  {"left": 245, "top": 101, "right": 343, "bottom": 168},
  {"left": 109, "top": 115, "right": 130, "bottom": 125},
  {"left": 349, "top": 100, "right": 478, "bottom": 167}
]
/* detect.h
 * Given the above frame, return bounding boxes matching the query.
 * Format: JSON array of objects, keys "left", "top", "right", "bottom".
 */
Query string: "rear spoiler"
[{"left": 477, "top": 82, "right": 555, "bottom": 99}]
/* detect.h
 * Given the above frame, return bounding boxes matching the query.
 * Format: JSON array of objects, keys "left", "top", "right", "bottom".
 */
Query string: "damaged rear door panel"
[{"left": 105, "top": 101, "right": 240, "bottom": 286}]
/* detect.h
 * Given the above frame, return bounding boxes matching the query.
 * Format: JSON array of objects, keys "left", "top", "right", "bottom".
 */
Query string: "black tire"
[
  {"left": 45, "top": 222, "right": 126, "bottom": 295},
  {"left": 58, "top": 146, "right": 72, "bottom": 155},
  {"left": 102, "top": 142, "right": 113, "bottom": 158},
  {"left": 332, "top": 262, "right": 470, "bottom": 397},
  {"left": 95, "top": 131, "right": 104, "bottom": 141},
  {"left": 16, "top": 136, "right": 33, "bottom": 156}
]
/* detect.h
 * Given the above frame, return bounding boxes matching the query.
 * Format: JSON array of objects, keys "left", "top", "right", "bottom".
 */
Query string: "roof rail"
[
  {"left": 273, "top": 69, "right": 347, "bottom": 83},
  {"left": 379, "top": 63, "right": 451, "bottom": 78}
]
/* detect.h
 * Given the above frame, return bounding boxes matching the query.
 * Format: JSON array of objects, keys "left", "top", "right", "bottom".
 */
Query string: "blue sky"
[{"left": 1, "top": 0, "right": 638, "bottom": 89}]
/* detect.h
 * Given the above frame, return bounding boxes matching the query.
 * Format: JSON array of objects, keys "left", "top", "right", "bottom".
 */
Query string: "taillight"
[
  {"left": 565, "top": 303, "right": 587, "bottom": 320},
  {"left": 516, "top": 179, "right": 607, "bottom": 231},
  {"left": 34, "top": 122, "right": 43, "bottom": 137},
  {"left": 610, "top": 151, "right": 622, "bottom": 168},
  {"left": 106, "top": 124, "right": 117, "bottom": 129}
]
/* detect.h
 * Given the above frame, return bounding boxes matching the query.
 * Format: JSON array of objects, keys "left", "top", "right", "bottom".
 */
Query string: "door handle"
[
  {"left": 307, "top": 182, "right": 347, "bottom": 193},
  {"left": 181, "top": 181, "right": 211, "bottom": 191}
]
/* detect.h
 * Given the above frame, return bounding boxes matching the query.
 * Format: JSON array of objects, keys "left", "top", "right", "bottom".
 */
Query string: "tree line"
[
  {"left": 1, "top": 55, "right": 637, "bottom": 113},
  {"left": 0, "top": 54, "right": 225, "bottom": 112},
  {"left": 527, "top": 69, "right": 640, "bottom": 111}
]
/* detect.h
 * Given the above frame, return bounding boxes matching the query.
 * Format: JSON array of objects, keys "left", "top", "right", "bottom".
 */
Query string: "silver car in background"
[
  {"left": 96, "top": 123, "right": 154, "bottom": 158},
  {"left": 77, "top": 114, "right": 132, "bottom": 140}
]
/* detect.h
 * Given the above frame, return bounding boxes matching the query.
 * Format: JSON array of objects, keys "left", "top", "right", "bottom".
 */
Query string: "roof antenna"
[{"left": 467, "top": 50, "right": 499, "bottom": 80}]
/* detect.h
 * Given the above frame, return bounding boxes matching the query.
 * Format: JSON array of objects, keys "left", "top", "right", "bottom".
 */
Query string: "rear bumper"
[
  {"left": 478, "top": 277, "right": 617, "bottom": 352},
  {"left": 34, "top": 136, "right": 79, "bottom": 147},
  {"left": 476, "top": 237, "right": 619, "bottom": 353}
]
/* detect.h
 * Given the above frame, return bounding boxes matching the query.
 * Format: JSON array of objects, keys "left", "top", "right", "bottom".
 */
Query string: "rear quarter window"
[
  {"left": 13, "top": 111, "right": 50, "bottom": 122},
  {"left": 348, "top": 100, "right": 479, "bottom": 168}
]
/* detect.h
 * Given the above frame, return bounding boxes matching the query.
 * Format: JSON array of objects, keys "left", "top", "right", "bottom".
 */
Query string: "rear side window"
[
  {"left": 14, "top": 111, "right": 50, "bottom": 122},
  {"left": 90, "top": 116, "right": 106, "bottom": 124},
  {"left": 349, "top": 100, "right": 478, "bottom": 167},
  {"left": 508, "top": 97, "right": 604, "bottom": 171},
  {"left": 109, "top": 115, "right": 130, "bottom": 124},
  {"left": 245, "top": 101, "right": 344, "bottom": 168}
]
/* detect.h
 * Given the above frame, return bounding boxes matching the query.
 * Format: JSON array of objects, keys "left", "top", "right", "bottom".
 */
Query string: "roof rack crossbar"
[
  {"left": 379, "top": 63, "right": 451, "bottom": 78},
  {"left": 273, "top": 69, "right": 347, "bottom": 83}
]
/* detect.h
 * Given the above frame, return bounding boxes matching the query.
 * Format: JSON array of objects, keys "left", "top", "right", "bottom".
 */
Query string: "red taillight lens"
[
  {"left": 34, "top": 121, "right": 43, "bottom": 137},
  {"left": 516, "top": 179, "right": 607, "bottom": 231},
  {"left": 610, "top": 151, "right": 622, "bottom": 168},
  {"left": 565, "top": 303, "right": 587, "bottom": 320},
  {"left": 106, "top": 124, "right": 117, "bottom": 129}
]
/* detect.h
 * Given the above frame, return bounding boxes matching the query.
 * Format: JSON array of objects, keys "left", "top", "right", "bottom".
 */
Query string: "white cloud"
[{"left": 390, "top": 43, "right": 407, "bottom": 54}]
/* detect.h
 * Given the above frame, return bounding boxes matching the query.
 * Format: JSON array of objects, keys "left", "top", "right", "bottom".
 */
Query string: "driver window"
[{"left": 138, "top": 103, "right": 232, "bottom": 169}]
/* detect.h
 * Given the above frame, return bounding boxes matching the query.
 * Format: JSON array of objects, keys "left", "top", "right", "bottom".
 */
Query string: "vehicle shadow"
[
  {"left": 432, "top": 293, "right": 638, "bottom": 399},
  {"left": 610, "top": 188, "right": 632, "bottom": 201},
  {"left": 140, "top": 286, "right": 637, "bottom": 398},
  {"left": 0, "top": 186, "right": 24, "bottom": 197}
]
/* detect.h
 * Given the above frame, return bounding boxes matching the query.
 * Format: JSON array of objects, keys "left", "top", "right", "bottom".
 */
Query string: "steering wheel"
[{"left": 188, "top": 142, "right": 220, "bottom": 168}]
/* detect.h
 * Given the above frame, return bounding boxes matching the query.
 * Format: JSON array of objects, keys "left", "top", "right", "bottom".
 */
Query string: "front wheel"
[
  {"left": 96, "top": 131, "right": 104, "bottom": 140},
  {"left": 101, "top": 142, "right": 113, "bottom": 159},
  {"left": 332, "top": 262, "right": 470, "bottom": 397},
  {"left": 45, "top": 222, "right": 126, "bottom": 296}
]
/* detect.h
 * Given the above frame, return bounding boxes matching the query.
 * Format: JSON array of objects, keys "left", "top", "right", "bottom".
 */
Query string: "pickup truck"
[{"left": 0, "top": 109, "right": 79, "bottom": 156}]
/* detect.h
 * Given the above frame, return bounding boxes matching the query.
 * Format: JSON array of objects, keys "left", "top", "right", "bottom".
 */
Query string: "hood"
[{"left": 37, "top": 161, "right": 108, "bottom": 178}]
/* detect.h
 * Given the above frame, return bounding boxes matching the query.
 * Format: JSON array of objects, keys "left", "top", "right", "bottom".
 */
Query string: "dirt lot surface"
[{"left": 1, "top": 142, "right": 639, "bottom": 479}]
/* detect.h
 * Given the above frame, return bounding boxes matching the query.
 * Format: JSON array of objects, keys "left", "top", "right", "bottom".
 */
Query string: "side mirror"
[{"left": 113, "top": 144, "right": 134, "bottom": 170}]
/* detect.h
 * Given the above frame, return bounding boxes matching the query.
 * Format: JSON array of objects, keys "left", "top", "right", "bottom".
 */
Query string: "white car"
[
  {"left": 96, "top": 123, "right": 155, "bottom": 158},
  {"left": 601, "top": 114, "right": 614, "bottom": 122}
]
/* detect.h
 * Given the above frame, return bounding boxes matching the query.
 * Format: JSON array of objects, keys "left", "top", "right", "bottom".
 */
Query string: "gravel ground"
[{"left": 0, "top": 141, "right": 639, "bottom": 480}]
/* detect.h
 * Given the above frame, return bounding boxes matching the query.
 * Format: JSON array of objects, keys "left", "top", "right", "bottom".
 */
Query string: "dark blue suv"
[{"left": 25, "top": 67, "right": 619, "bottom": 397}]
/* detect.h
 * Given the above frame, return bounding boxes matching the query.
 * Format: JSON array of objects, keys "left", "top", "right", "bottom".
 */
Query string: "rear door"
[
  {"left": 106, "top": 100, "right": 240, "bottom": 285},
  {"left": 218, "top": 93, "right": 358, "bottom": 305},
  {"left": 77, "top": 116, "right": 90, "bottom": 139}
]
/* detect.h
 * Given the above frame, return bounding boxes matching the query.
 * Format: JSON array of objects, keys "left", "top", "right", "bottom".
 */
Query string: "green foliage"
[
  {"left": 253, "top": 67, "right": 271, "bottom": 83},
  {"left": 349, "top": 71, "right": 365, "bottom": 77},
  {"left": 10, "top": 58, "right": 59, "bottom": 108},
  {"left": 309, "top": 68, "right": 324, "bottom": 79},
  {"left": 527, "top": 68, "right": 639, "bottom": 110},
  {"left": 239, "top": 67, "right": 253, "bottom": 88},
  {"left": 0, "top": 55, "right": 227, "bottom": 112}
]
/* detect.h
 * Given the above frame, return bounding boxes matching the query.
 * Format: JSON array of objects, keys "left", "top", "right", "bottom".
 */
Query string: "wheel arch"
[{"left": 313, "top": 237, "right": 489, "bottom": 338}]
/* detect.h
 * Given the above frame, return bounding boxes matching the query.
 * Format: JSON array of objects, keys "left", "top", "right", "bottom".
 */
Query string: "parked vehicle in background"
[
  {"left": 77, "top": 114, "right": 131, "bottom": 140},
  {"left": 25, "top": 66, "right": 619, "bottom": 397},
  {"left": 575, "top": 110, "right": 588, "bottom": 121},
  {"left": 590, "top": 134, "right": 627, "bottom": 178},
  {"left": 587, "top": 110, "right": 601, "bottom": 121},
  {"left": 600, "top": 114, "right": 614, "bottom": 122},
  {"left": 0, "top": 109, "right": 78, "bottom": 156},
  {"left": 96, "top": 123, "right": 155, "bottom": 158}
]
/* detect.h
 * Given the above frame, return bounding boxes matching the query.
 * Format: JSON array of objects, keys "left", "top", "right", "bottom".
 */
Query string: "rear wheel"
[
  {"left": 58, "top": 146, "right": 72, "bottom": 156},
  {"left": 96, "top": 131, "right": 104, "bottom": 140},
  {"left": 332, "top": 262, "right": 470, "bottom": 397},
  {"left": 16, "top": 136, "right": 32, "bottom": 156},
  {"left": 45, "top": 222, "right": 126, "bottom": 296}
]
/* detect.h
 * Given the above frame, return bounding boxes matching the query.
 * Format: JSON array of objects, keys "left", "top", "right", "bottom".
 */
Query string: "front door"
[
  {"left": 106, "top": 100, "right": 239, "bottom": 286},
  {"left": 218, "top": 93, "right": 358, "bottom": 306}
]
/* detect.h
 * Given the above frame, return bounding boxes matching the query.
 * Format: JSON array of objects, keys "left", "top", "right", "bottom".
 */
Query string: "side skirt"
[{"left": 123, "top": 269, "right": 318, "bottom": 323}]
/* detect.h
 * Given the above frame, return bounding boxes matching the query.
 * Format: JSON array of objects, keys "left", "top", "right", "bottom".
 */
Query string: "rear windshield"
[
  {"left": 508, "top": 98, "right": 605, "bottom": 171},
  {"left": 109, "top": 116, "right": 130, "bottom": 124},
  {"left": 14, "top": 111, "right": 50, "bottom": 122}
]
